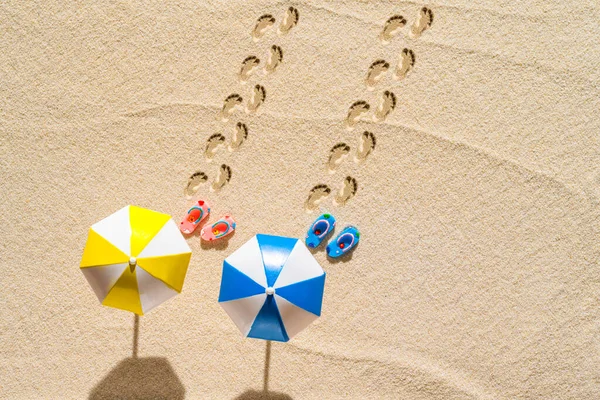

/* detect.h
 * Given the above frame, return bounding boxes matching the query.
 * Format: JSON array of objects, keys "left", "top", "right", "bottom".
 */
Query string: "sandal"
[
  {"left": 326, "top": 225, "right": 360, "bottom": 258},
  {"left": 201, "top": 215, "right": 236, "bottom": 241},
  {"left": 305, "top": 213, "right": 336, "bottom": 248},
  {"left": 180, "top": 200, "right": 211, "bottom": 234}
]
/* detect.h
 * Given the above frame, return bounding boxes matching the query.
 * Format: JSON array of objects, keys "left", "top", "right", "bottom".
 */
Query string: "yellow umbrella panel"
[{"left": 80, "top": 206, "right": 192, "bottom": 315}]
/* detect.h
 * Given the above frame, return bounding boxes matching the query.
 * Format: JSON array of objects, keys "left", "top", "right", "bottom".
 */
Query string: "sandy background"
[{"left": 2, "top": 0, "right": 599, "bottom": 399}]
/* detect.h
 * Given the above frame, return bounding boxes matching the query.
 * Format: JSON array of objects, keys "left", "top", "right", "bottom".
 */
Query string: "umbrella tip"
[
  {"left": 266, "top": 287, "right": 275, "bottom": 296},
  {"left": 129, "top": 257, "right": 137, "bottom": 272}
]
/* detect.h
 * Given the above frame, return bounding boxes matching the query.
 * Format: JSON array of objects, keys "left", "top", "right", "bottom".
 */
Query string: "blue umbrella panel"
[{"left": 218, "top": 234, "right": 326, "bottom": 342}]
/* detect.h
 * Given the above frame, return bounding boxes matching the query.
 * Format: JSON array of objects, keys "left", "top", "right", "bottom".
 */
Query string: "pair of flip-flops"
[
  {"left": 179, "top": 200, "right": 236, "bottom": 242},
  {"left": 305, "top": 213, "right": 360, "bottom": 258}
]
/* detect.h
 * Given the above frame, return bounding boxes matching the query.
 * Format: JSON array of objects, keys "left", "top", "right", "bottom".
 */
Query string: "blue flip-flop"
[
  {"left": 305, "top": 213, "right": 336, "bottom": 248},
  {"left": 326, "top": 225, "right": 360, "bottom": 258}
]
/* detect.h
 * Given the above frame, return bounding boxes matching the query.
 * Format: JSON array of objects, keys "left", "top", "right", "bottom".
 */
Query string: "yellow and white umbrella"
[{"left": 80, "top": 205, "right": 192, "bottom": 315}]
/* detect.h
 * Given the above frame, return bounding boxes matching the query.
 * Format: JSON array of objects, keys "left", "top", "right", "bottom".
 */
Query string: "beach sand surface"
[{"left": 1, "top": 1, "right": 599, "bottom": 398}]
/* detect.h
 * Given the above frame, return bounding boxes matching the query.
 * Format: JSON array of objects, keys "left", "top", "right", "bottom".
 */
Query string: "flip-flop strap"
[
  {"left": 337, "top": 233, "right": 355, "bottom": 251},
  {"left": 312, "top": 219, "right": 330, "bottom": 238},
  {"left": 213, "top": 220, "right": 231, "bottom": 238},
  {"left": 187, "top": 206, "right": 204, "bottom": 224}
]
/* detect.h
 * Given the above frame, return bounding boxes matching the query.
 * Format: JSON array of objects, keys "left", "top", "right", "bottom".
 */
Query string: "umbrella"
[
  {"left": 218, "top": 234, "right": 326, "bottom": 342},
  {"left": 80, "top": 205, "right": 192, "bottom": 315}
]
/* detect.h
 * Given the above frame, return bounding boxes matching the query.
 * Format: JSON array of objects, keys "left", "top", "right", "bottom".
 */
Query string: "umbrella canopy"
[
  {"left": 80, "top": 205, "right": 192, "bottom": 315},
  {"left": 219, "top": 234, "right": 326, "bottom": 342}
]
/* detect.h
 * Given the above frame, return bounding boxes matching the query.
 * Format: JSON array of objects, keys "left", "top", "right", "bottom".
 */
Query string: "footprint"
[
  {"left": 205, "top": 133, "right": 226, "bottom": 161},
  {"left": 211, "top": 164, "right": 232, "bottom": 191},
  {"left": 219, "top": 94, "right": 243, "bottom": 122},
  {"left": 334, "top": 176, "right": 358, "bottom": 206},
  {"left": 394, "top": 49, "right": 415, "bottom": 81},
  {"left": 246, "top": 84, "right": 266, "bottom": 114},
  {"left": 409, "top": 7, "right": 434, "bottom": 38},
  {"left": 278, "top": 7, "right": 299, "bottom": 35},
  {"left": 228, "top": 122, "right": 248, "bottom": 151},
  {"left": 373, "top": 90, "right": 397, "bottom": 122},
  {"left": 355, "top": 131, "right": 376, "bottom": 162},
  {"left": 365, "top": 60, "right": 390, "bottom": 91},
  {"left": 327, "top": 143, "right": 351, "bottom": 173},
  {"left": 379, "top": 15, "right": 407, "bottom": 45},
  {"left": 252, "top": 14, "right": 276, "bottom": 42},
  {"left": 264, "top": 45, "right": 283, "bottom": 75},
  {"left": 239, "top": 56, "right": 260, "bottom": 84},
  {"left": 184, "top": 171, "right": 208, "bottom": 198},
  {"left": 344, "top": 100, "right": 370, "bottom": 130},
  {"left": 305, "top": 184, "right": 331, "bottom": 210}
]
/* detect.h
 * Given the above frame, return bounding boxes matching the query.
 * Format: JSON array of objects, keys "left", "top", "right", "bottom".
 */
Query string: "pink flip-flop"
[
  {"left": 180, "top": 200, "right": 211, "bottom": 234},
  {"left": 200, "top": 215, "right": 236, "bottom": 242}
]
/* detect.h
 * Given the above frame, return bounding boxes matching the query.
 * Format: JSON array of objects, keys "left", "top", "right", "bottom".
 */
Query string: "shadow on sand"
[
  {"left": 234, "top": 390, "right": 292, "bottom": 400},
  {"left": 88, "top": 357, "right": 185, "bottom": 400},
  {"left": 234, "top": 341, "right": 293, "bottom": 400},
  {"left": 88, "top": 315, "right": 185, "bottom": 400}
]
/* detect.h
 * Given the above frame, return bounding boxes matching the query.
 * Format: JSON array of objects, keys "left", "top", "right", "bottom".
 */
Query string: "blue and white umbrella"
[{"left": 218, "top": 234, "right": 326, "bottom": 342}]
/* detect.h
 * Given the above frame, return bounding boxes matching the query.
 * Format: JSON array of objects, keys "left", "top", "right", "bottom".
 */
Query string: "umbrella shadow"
[
  {"left": 234, "top": 390, "right": 293, "bottom": 400},
  {"left": 88, "top": 315, "right": 186, "bottom": 400},
  {"left": 234, "top": 341, "right": 293, "bottom": 400}
]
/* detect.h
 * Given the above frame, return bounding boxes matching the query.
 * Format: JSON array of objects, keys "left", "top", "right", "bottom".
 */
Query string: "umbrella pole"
[
  {"left": 263, "top": 340, "right": 271, "bottom": 392},
  {"left": 132, "top": 314, "right": 139, "bottom": 359}
]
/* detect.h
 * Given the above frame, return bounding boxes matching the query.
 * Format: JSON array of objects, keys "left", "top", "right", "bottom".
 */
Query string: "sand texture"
[{"left": 1, "top": 0, "right": 599, "bottom": 399}]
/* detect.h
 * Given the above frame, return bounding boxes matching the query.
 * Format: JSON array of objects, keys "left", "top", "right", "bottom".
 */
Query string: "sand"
[{"left": 1, "top": 1, "right": 599, "bottom": 399}]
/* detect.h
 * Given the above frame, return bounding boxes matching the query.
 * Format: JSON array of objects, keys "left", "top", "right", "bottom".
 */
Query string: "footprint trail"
[{"left": 304, "top": 6, "right": 435, "bottom": 210}]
